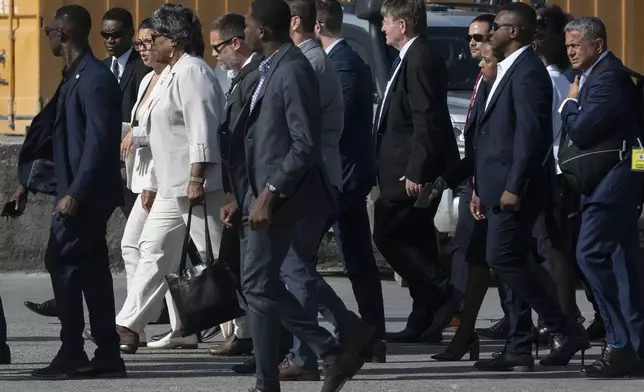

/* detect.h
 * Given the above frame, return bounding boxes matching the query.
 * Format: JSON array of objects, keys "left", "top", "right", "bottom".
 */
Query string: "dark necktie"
[
  {"left": 111, "top": 58, "right": 120, "bottom": 81},
  {"left": 465, "top": 72, "right": 483, "bottom": 126},
  {"left": 388, "top": 56, "right": 401, "bottom": 81}
]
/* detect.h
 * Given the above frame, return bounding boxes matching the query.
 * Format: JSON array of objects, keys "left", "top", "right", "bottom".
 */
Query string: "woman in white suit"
[{"left": 114, "top": 4, "right": 226, "bottom": 351}]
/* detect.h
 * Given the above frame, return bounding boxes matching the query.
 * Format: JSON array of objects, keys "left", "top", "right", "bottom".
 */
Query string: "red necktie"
[{"left": 465, "top": 72, "right": 483, "bottom": 127}]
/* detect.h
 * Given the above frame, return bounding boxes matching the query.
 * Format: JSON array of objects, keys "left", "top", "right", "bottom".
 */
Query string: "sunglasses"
[
  {"left": 43, "top": 26, "right": 61, "bottom": 37},
  {"left": 212, "top": 36, "right": 243, "bottom": 54},
  {"left": 101, "top": 31, "right": 126, "bottom": 40},
  {"left": 491, "top": 23, "right": 517, "bottom": 32},
  {"left": 467, "top": 33, "right": 489, "bottom": 43}
]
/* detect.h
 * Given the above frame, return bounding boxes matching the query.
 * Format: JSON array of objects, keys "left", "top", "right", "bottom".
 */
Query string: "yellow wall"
[{"left": 0, "top": 0, "right": 251, "bottom": 135}]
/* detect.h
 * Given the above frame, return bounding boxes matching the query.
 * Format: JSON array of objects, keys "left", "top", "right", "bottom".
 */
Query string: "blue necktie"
[{"left": 388, "top": 56, "right": 401, "bottom": 81}]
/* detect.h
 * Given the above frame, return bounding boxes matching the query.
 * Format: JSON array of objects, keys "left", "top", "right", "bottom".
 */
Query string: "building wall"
[{"left": 0, "top": 0, "right": 252, "bottom": 135}]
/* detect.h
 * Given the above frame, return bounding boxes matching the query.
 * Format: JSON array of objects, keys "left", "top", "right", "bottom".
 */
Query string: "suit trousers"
[
  {"left": 115, "top": 191, "right": 224, "bottom": 333},
  {"left": 576, "top": 162, "right": 644, "bottom": 355},
  {"left": 239, "top": 190, "right": 341, "bottom": 391},
  {"left": 325, "top": 188, "right": 385, "bottom": 337},
  {"left": 485, "top": 205, "right": 568, "bottom": 354},
  {"left": 0, "top": 296, "right": 6, "bottom": 346},
  {"left": 373, "top": 197, "right": 448, "bottom": 332},
  {"left": 280, "top": 188, "right": 362, "bottom": 371},
  {"left": 45, "top": 206, "right": 122, "bottom": 366},
  {"left": 219, "top": 222, "right": 250, "bottom": 340}
]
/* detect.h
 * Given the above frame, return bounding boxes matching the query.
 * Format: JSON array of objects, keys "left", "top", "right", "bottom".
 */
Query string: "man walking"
[
  {"left": 373, "top": 0, "right": 459, "bottom": 343},
  {"left": 17, "top": 5, "right": 125, "bottom": 379},
  {"left": 223, "top": 0, "right": 365, "bottom": 390}
]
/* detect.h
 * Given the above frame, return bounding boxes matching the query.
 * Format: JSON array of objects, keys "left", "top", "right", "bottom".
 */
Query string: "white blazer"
[
  {"left": 124, "top": 70, "right": 162, "bottom": 194},
  {"left": 142, "top": 53, "right": 225, "bottom": 199}
]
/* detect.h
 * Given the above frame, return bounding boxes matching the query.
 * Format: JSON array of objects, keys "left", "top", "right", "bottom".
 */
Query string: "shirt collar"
[
  {"left": 62, "top": 52, "right": 87, "bottom": 80},
  {"left": 398, "top": 35, "right": 420, "bottom": 60},
  {"left": 242, "top": 52, "right": 257, "bottom": 69},
  {"left": 498, "top": 45, "right": 530, "bottom": 72},
  {"left": 259, "top": 50, "right": 278, "bottom": 76},
  {"left": 325, "top": 38, "right": 345, "bottom": 55},
  {"left": 582, "top": 51, "right": 609, "bottom": 79},
  {"left": 297, "top": 38, "right": 314, "bottom": 48},
  {"left": 113, "top": 47, "right": 132, "bottom": 68}
]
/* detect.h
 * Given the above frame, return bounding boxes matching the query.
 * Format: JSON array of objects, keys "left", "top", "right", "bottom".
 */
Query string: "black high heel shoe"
[{"left": 432, "top": 333, "right": 480, "bottom": 361}]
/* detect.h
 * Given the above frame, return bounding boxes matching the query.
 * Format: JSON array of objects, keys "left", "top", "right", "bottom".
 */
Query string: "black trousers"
[
  {"left": 0, "top": 296, "right": 6, "bottom": 347},
  {"left": 373, "top": 197, "right": 448, "bottom": 332},
  {"left": 46, "top": 206, "right": 122, "bottom": 366}
]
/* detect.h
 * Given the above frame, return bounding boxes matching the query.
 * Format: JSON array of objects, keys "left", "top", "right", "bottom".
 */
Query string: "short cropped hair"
[
  {"left": 54, "top": 5, "right": 92, "bottom": 38},
  {"left": 212, "top": 13, "right": 246, "bottom": 41},
  {"left": 284, "top": 0, "right": 317, "bottom": 34},
  {"left": 102, "top": 7, "right": 134, "bottom": 32},
  {"left": 315, "top": 0, "right": 343, "bottom": 35},
  {"left": 250, "top": 0, "right": 292, "bottom": 38},
  {"left": 381, "top": 0, "right": 427, "bottom": 35},
  {"left": 564, "top": 16, "right": 608, "bottom": 48},
  {"left": 500, "top": 2, "right": 537, "bottom": 44},
  {"left": 472, "top": 13, "right": 495, "bottom": 28}
]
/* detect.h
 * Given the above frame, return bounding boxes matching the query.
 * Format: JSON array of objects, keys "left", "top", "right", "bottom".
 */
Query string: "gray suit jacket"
[
  {"left": 298, "top": 39, "right": 344, "bottom": 191},
  {"left": 228, "top": 42, "right": 333, "bottom": 212}
]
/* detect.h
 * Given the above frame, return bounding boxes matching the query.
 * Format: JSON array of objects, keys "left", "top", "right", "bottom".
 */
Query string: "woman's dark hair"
[
  {"left": 151, "top": 3, "right": 205, "bottom": 58},
  {"left": 535, "top": 5, "right": 569, "bottom": 70}
]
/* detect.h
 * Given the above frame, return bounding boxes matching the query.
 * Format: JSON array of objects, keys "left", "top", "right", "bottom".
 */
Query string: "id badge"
[{"left": 632, "top": 148, "right": 644, "bottom": 172}]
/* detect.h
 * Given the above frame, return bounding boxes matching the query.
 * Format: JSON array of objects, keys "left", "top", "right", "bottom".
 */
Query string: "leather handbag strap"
[{"left": 180, "top": 201, "right": 215, "bottom": 267}]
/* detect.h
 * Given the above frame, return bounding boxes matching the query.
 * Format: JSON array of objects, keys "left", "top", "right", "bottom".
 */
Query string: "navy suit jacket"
[
  {"left": 54, "top": 52, "right": 124, "bottom": 211},
  {"left": 560, "top": 52, "right": 641, "bottom": 205},
  {"left": 327, "top": 40, "right": 376, "bottom": 193},
  {"left": 474, "top": 47, "right": 554, "bottom": 208}
]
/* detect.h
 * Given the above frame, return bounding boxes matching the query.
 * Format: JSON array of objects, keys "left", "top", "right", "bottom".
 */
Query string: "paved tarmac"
[{"left": 1, "top": 274, "right": 643, "bottom": 392}]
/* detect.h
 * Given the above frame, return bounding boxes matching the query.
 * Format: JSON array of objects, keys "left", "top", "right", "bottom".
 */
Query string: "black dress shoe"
[
  {"left": 586, "top": 319, "right": 606, "bottom": 342},
  {"left": 32, "top": 353, "right": 90, "bottom": 379},
  {"left": 68, "top": 360, "right": 127, "bottom": 379},
  {"left": 538, "top": 327, "right": 551, "bottom": 345},
  {"left": 209, "top": 335, "right": 253, "bottom": 356},
  {"left": 476, "top": 317, "right": 509, "bottom": 340},
  {"left": 200, "top": 326, "right": 222, "bottom": 343},
  {"left": 582, "top": 345, "right": 641, "bottom": 378},
  {"left": 384, "top": 328, "right": 423, "bottom": 343},
  {"left": 539, "top": 323, "right": 591, "bottom": 367},
  {"left": 474, "top": 351, "right": 535, "bottom": 372},
  {"left": 362, "top": 339, "right": 387, "bottom": 363},
  {"left": 24, "top": 299, "right": 58, "bottom": 318},
  {"left": 232, "top": 356, "right": 256, "bottom": 374},
  {"left": 0, "top": 344, "right": 10, "bottom": 365}
]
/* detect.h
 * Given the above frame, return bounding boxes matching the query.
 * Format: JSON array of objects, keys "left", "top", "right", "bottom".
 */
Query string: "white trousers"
[
  {"left": 220, "top": 316, "right": 250, "bottom": 339},
  {"left": 116, "top": 190, "right": 224, "bottom": 333}
]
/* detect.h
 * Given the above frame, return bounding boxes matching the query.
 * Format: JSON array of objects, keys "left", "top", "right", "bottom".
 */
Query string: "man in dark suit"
[
  {"left": 471, "top": 3, "right": 587, "bottom": 371},
  {"left": 221, "top": 1, "right": 365, "bottom": 390},
  {"left": 208, "top": 12, "right": 261, "bottom": 358},
  {"left": 315, "top": 0, "right": 386, "bottom": 360},
  {"left": 561, "top": 17, "right": 644, "bottom": 378},
  {"left": 16, "top": 5, "right": 125, "bottom": 379},
  {"left": 373, "top": 0, "right": 460, "bottom": 343},
  {"left": 100, "top": 7, "right": 150, "bottom": 218},
  {"left": 22, "top": 7, "right": 151, "bottom": 324}
]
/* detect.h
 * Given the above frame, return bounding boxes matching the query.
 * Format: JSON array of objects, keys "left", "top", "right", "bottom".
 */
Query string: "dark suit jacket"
[
  {"left": 102, "top": 50, "right": 150, "bottom": 123},
  {"left": 375, "top": 35, "right": 460, "bottom": 201},
  {"left": 442, "top": 80, "right": 489, "bottom": 188},
  {"left": 328, "top": 40, "right": 376, "bottom": 193},
  {"left": 54, "top": 52, "right": 124, "bottom": 211},
  {"left": 219, "top": 55, "right": 262, "bottom": 194},
  {"left": 474, "top": 47, "right": 553, "bottom": 207},
  {"left": 228, "top": 43, "right": 331, "bottom": 210}
]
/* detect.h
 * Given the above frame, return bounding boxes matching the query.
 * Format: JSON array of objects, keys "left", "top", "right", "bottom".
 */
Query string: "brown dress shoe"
[
  {"left": 116, "top": 325, "right": 139, "bottom": 354},
  {"left": 208, "top": 335, "right": 253, "bottom": 356},
  {"left": 278, "top": 359, "right": 320, "bottom": 381},
  {"left": 322, "top": 352, "right": 365, "bottom": 392}
]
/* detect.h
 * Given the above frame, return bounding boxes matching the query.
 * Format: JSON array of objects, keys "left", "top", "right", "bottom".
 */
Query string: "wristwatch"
[
  {"left": 190, "top": 176, "right": 205, "bottom": 184},
  {"left": 266, "top": 183, "right": 278, "bottom": 194}
]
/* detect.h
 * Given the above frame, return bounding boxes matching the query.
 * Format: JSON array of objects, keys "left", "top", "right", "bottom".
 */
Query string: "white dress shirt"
[
  {"left": 377, "top": 35, "right": 420, "bottom": 127},
  {"left": 485, "top": 45, "right": 530, "bottom": 111},
  {"left": 557, "top": 51, "right": 610, "bottom": 114},
  {"left": 324, "top": 38, "right": 345, "bottom": 55},
  {"left": 111, "top": 47, "right": 132, "bottom": 81},
  {"left": 547, "top": 65, "right": 571, "bottom": 173}
]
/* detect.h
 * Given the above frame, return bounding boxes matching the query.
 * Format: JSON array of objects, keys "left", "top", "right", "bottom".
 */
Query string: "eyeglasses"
[
  {"left": 212, "top": 36, "right": 243, "bottom": 54},
  {"left": 133, "top": 35, "right": 161, "bottom": 51},
  {"left": 491, "top": 23, "right": 517, "bottom": 32},
  {"left": 467, "top": 33, "right": 489, "bottom": 43},
  {"left": 100, "top": 31, "right": 126, "bottom": 40}
]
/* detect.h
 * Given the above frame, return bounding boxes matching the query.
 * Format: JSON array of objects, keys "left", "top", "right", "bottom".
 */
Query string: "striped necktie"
[{"left": 465, "top": 72, "right": 483, "bottom": 126}]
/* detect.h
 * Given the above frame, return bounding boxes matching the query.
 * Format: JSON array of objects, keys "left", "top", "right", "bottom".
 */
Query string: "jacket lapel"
[
  {"left": 119, "top": 50, "right": 138, "bottom": 91},
  {"left": 482, "top": 47, "right": 533, "bottom": 120},
  {"left": 54, "top": 54, "right": 90, "bottom": 128},
  {"left": 249, "top": 43, "right": 294, "bottom": 116},
  {"left": 129, "top": 71, "right": 153, "bottom": 124}
]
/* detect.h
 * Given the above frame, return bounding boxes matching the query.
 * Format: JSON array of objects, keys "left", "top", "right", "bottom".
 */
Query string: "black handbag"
[{"left": 165, "top": 201, "right": 246, "bottom": 337}]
